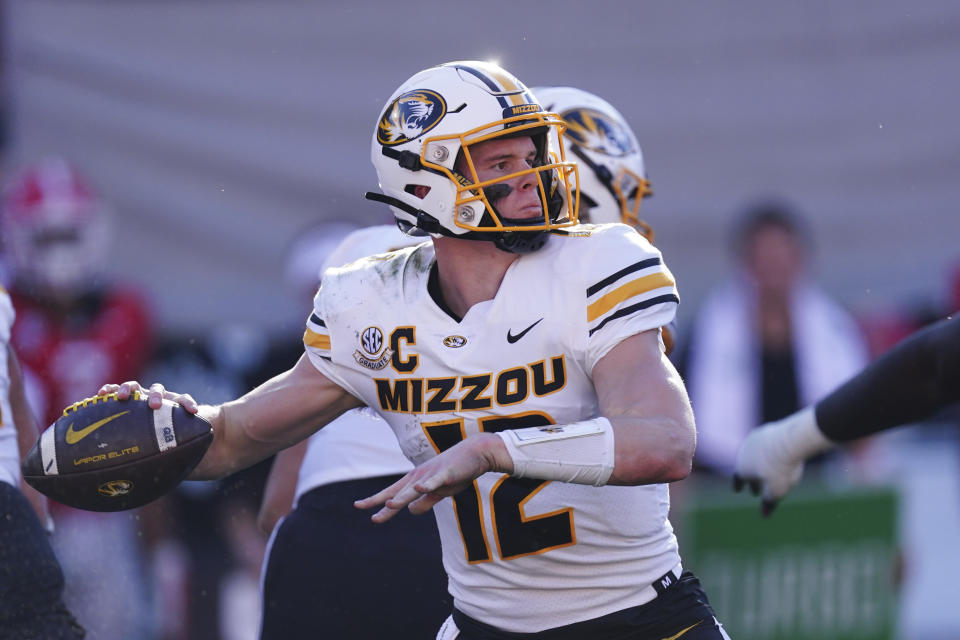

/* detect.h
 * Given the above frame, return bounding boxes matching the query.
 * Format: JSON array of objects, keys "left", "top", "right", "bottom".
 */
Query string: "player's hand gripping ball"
[{"left": 21, "top": 391, "right": 213, "bottom": 512}]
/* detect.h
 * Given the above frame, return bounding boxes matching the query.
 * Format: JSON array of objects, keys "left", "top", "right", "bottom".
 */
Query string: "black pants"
[
  {"left": 0, "top": 482, "right": 85, "bottom": 640},
  {"left": 260, "top": 475, "right": 451, "bottom": 640},
  {"left": 453, "top": 572, "right": 729, "bottom": 640}
]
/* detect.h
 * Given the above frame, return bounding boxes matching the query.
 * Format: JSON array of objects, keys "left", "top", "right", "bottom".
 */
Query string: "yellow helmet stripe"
[{"left": 483, "top": 67, "right": 528, "bottom": 106}]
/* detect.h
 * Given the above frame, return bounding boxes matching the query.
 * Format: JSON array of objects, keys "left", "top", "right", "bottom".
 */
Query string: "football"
[{"left": 21, "top": 391, "right": 214, "bottom": 512}]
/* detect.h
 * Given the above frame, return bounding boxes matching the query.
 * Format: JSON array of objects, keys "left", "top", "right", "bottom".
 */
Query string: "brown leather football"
[{"left": 22, "top": 391, "right": 213, "bottom": 512}]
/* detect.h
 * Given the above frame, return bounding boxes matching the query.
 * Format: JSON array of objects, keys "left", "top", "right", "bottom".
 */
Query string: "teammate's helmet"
[
  {"left": 367, "top": 61, "right": 579, "bottom": 254},
  {"left": 0, "top": 158, "right": 111, "bottom": 298},
  {"left": 533, "top": 86, "right": 654, "bottom": 240}
]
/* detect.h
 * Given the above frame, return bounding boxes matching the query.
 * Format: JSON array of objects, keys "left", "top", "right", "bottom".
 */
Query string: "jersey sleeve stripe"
[
  {"left": 309, "top": 313, "right": 326, "bottom": 327},
  {"left": 586, "top": 257, "right": 661, "bottom": 297},
  {"left": 586, "top": 271, "right": 675, "bottom": 323},
  {"left": 303, "top": 328, "right": 331, "bottom": 351},
  {"left": 588, "top": 294, "right": 680, "bottom": 337}
]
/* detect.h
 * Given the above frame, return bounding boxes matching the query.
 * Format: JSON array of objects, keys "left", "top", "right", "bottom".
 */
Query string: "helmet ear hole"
[{"left": 404, "top": 185, "right": 431, "bottom": 199}]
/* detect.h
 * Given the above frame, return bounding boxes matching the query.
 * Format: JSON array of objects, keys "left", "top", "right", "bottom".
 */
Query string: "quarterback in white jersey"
[
  {"left": 106, "top": 61, "right": 729, "bottom": 639},
  {"left": 305, "top": 223, "right": 680, "bottom": 630}
]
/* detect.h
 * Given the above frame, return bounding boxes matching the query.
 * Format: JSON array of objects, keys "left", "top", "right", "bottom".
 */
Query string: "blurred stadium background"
[{"left": 3, "top": 1, "right": 959, "bottom": 639}]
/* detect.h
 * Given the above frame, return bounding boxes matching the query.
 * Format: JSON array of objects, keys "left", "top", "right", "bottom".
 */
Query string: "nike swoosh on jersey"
[
  {"left": 64, "top": 410, "right": 131, "bottom": 445},
  {"left": 506, "top": 318, "right": 544, "bottom": 343},
  {"left": 661, "top": 620, "right": 702, "bottom": 640}
]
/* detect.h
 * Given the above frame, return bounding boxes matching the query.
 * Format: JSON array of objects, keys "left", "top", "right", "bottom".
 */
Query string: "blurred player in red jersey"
[
  {"left": 1, "top": 158, "right": 153, "bottom": 428},
  {"left": 1, "top": 158, "right": 156, "bottom": 639}
]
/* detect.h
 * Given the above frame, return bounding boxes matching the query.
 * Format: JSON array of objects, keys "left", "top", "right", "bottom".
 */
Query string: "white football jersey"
[
  {"left": 304, "top": 223, "right": 681, "bottom": 632},
  {"left": 0, "top": 288, "right": 18, "bottom": 486},
  {"left": 295, "top": 225, "right": 425, "bottom": 500}
]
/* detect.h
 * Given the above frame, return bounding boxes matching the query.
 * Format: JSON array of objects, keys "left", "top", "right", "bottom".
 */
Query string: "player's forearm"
[
  {"left": 608, "top": 414, "right": 695, "bottom": 485},
  {"left": 188, "top": 399, "right": 331, "bottom": 480},
  {"left": 493, "top": 412, "right": 693, "bottom": 487},
  {"left": 816, "top": 316, "right": 960, "bottom": 442},
  {"left": 188, "top": 403, "right": 242, "bottom": 480},
  {"left": 190, "top": 355, "right": 363, "bottom": 480},
  {"left": 187, "top": 396, "right": 313, "bottom": 481}
]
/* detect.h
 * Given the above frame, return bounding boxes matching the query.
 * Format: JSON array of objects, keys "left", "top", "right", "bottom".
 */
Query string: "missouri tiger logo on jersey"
[
  {"left": 377, "top": 89, "right": 447, "bottom": 146},
  {"left": 443, "top": 335, "right": 467, "bottom": 348},
  {"left": 560, "top": 107, "right": 635, "bottom": 157}
]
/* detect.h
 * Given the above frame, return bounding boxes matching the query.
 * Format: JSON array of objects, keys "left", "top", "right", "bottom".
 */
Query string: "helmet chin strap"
[
  {"left": 481, "top": 185, "right": 550, "bottom": 254},
  {"left": 491, "top": 229, "right": 548, "bottom": 254}
]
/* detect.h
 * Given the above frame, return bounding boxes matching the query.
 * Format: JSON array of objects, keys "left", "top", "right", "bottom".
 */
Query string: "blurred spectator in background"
[
  {"left": 256, "top": 220, "right": 451, "bottom": 640},
  {"left": 0, "top": 157, "right": 155, "bottom": 639},
  {"left": 683, "top": 202, "right": 869, "bottom": 476}
]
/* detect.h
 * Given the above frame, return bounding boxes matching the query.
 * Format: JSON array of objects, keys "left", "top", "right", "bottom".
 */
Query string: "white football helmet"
[
  {"left": 367, "top": 61, "right": 579, "bottom": 254},
  {"left": 0, "top": 158, "right": 111, "bottom": 298},
  {"left": 533, "top": 86, "right": 654, "bottom": 240}
]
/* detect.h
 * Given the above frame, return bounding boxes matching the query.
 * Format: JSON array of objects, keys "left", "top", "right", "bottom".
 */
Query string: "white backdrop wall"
[{"left": 5, "top": 0, "right": 960, "bottom": 334}]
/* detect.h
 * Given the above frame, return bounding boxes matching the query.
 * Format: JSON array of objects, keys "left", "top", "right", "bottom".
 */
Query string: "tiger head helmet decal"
[{"left": 377, "top": 90, "right": 447, "bottom": 146}]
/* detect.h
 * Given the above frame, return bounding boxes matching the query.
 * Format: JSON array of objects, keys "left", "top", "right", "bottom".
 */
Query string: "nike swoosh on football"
[
  {"left": 64, "top": 410, "right": 131, "bottom": 445},
  {"left": 507, "top": 318, "right": 544, "bottom": 344}
]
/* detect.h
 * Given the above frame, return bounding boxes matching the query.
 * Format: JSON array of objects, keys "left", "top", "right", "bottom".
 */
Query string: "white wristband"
[
  {"left": 777, "top": 406, "right": 836, "bottom": 462},
  {"left": 496, "top": 417, "right": 615, "bottom": 486}
]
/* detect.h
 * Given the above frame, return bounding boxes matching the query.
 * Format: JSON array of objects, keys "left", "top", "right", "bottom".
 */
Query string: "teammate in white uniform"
[
  {"left": 282, "top": 225, "right": 427, "bottom": 505},
  {"left": 533, "top": 85, "right": 679, "bottom": 356},
  {"left": 106, "top": 61, "right": 729, "bottom": 638},
  {"left": 0, "top": 288, "right": 85, "bottom": 639},
  {"left": 533, "top": 86, "right": 654, "bottom": 238},
  {"left": 258, "top": 224, "right": 450, "bottom": 639}
]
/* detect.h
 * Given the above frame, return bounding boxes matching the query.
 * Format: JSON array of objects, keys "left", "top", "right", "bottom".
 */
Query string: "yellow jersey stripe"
[
  {"left": 303, "top": 328, "right": 331, "bottom": 350},
  {"left": 587, "top": 271, "right": 675, "bottom": 323}
]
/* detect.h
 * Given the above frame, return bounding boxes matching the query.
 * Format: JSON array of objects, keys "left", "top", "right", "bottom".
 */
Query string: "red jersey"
[{"left": 9, "top": 285, "right": 153, "bottom": 428}]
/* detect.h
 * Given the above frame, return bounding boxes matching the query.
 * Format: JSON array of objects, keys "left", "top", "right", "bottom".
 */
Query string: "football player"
[
  {"left": 533, "top": 86, "right": 654, "bottom": 239},
  {"left": 257, "top": 223, "right": 450, "bottom": 639},
  {"left": 0, "top": 286, "right": 85, "bottom": 638},
  {"left": 105, "top": 61, "right": 730, "bottom": 639},
  {"left": 534, "top": 85, "right": 681, "bottom": 355},
  {"left": 734, "top": 314, "right": 960, "bottom": 516}
]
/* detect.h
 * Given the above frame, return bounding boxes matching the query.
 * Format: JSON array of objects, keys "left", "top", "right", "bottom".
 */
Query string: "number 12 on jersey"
[{"left": 422, "top": 412, "right": 575, "bottom": 563}]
